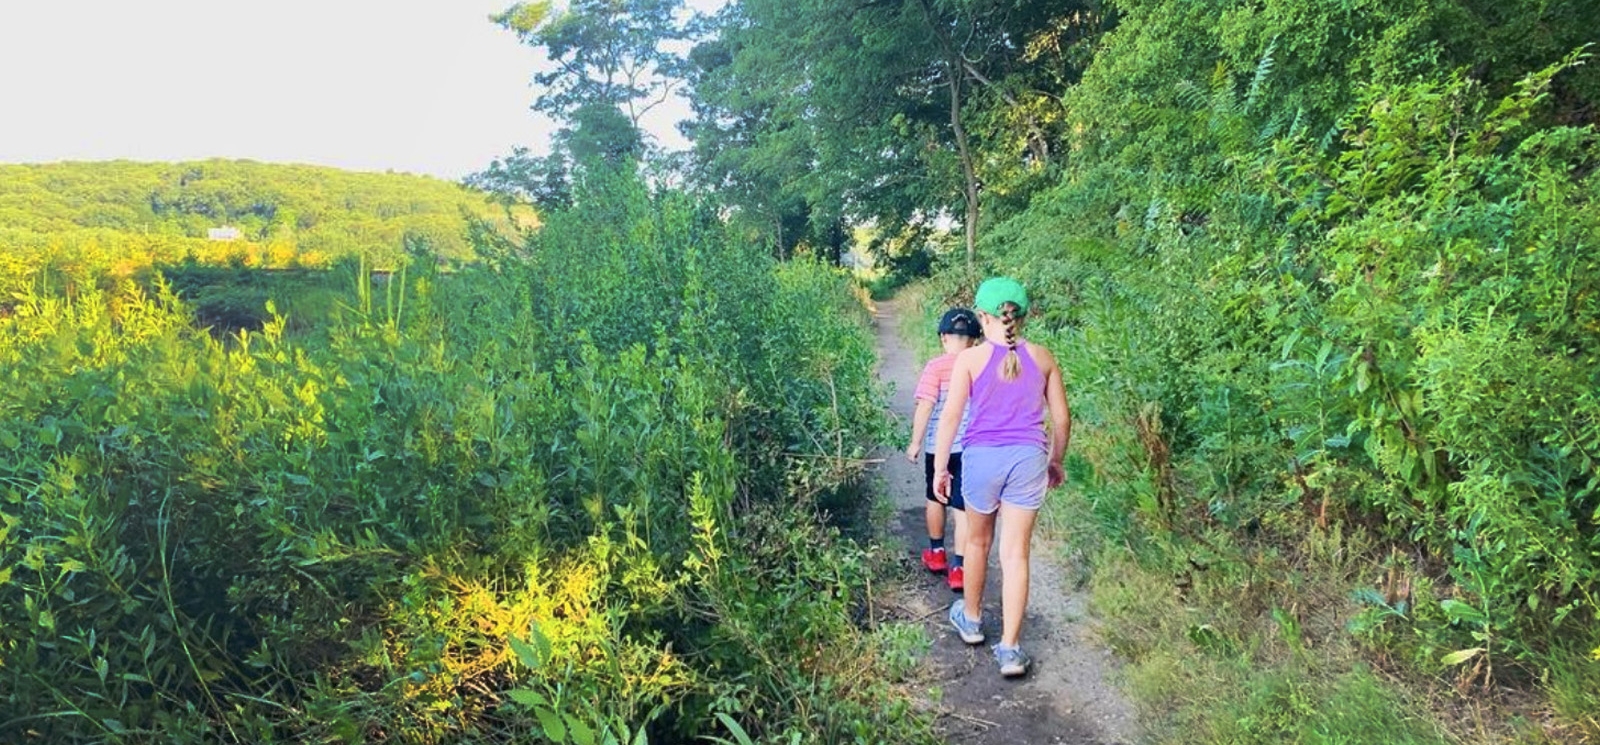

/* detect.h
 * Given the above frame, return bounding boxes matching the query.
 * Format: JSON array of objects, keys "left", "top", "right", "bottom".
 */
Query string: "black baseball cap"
[{"left": 938, "top": 307, "right": 981, "bottom": 338}]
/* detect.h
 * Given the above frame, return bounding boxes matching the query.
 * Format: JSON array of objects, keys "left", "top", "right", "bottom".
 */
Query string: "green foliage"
[
  {"left": 475, "top": 0, "right": 687, "bottom": 206},
  {"left": 0, "top": 160, "right": 530, "bottom": 274},
  {"left": 493, "top": 0, "right": 687, "bottom": 129},
  {"left": 995, "top": 4, "right": 1599, "bottom": 624},
  {"left": 0, "top": 166, "right": 914, "bottom": 742},
  {"left": 683, "top": 0, "right": 1103, "bottom": 259},
  {"left": 890, "top": 0, "right": 1600, "bottom": 736},
  {"left": 1540, "top": 632, "right": 1600, "bottom": 740},
  {"left": 1086, "top": 540, "right": 1465, "bottom": 744}
]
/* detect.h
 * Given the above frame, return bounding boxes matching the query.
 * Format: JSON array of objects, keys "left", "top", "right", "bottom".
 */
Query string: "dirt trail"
[{"left": 871, "top": 297, "right": 1142, "bottom": 745}]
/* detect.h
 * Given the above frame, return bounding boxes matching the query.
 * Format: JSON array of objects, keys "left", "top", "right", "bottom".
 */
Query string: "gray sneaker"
[
  {"left": 994, "top": 644, "right": 1031, "bottom": 677},
  {"left": 949, "top": 600, "right": 984, "bottom": 644}
]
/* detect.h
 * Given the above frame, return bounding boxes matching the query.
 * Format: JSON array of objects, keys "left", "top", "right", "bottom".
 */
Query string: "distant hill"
[{"left": 0, "top": 159, "right": 533, "bottom": 275}]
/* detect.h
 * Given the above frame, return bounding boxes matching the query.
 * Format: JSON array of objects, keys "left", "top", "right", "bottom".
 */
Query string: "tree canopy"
[
  {"left": 471, "top": 0, "right": 692, "bottom": 209},
  {"left": 682, "top": 0, "right": 1107, "bottom": 263}
]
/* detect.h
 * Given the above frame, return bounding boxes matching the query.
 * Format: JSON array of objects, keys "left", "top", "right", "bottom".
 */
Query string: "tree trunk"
[
  {"left": 913, "top": 0, "right": 982, "bottom": 269},
  {"left": 774, "top": 208, "right": 785, "bottom": 260},
  {"left": 948, "top": 64, "right": 979, "bottom": 271},
  {"left": 958, "top": 60, "right": 1050, "bottom": 166}
]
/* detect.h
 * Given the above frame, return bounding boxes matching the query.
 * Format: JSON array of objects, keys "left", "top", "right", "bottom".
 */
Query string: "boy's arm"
[{"left": 907, "top": 399, "right": 934, "bottom": 462}]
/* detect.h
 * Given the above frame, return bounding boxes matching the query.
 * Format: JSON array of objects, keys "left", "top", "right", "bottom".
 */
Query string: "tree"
[
  {"left": 683, "top": 0, "right": 950, "bottom": 261},
  {"left": 472, "top": 0, "right": 689, "bottom": 206},
  {"left": 683, "top": 0, "right": 1104, "bottom": 268},
  {"left": 495, "top": 0, "right": 687, "bottom": 141},
  {"left": 466, "top": 147, "right": 573, "bottom": 211}
]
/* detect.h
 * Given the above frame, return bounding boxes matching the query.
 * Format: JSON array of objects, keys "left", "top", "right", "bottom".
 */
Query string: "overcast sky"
[{"left": 0, "top": 0, "right": 709, "bottom": 180}]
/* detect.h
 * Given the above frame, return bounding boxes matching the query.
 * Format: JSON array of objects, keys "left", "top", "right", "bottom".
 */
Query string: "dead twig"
[
  {"left": 941, "top": 709, "right": 1000, "bottom": 729},
  {"left": 915, "top": 605, "right": 946, "bottom": 622},
  {"left": 784, "top": 453, "right": 885, "bottom": 465}
]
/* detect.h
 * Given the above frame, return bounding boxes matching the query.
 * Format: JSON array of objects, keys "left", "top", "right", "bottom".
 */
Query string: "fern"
[{"left": 1245, "top": 39, "right": 1278, "bottom": 114}]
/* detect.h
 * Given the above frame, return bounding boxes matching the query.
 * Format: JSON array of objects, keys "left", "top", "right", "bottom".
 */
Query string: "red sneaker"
[
  {"left": 947, "top": 565, "right": 965, "bottom": 592},
  {"left": 921, "top": 548, "right": 948, "bottom": 573}
]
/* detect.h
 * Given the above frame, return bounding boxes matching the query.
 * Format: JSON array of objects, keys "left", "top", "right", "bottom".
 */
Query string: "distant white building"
[
  {"left": 208, "top": 226, "right": 242, "bottom": 241},
  {"left": 840, "top": 248, "right": 873, "bottom": 270}
]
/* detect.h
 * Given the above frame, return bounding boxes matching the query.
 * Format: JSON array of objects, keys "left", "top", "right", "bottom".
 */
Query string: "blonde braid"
[{"left": 999, "top": 302, "right": 1022, "bottom": 381}]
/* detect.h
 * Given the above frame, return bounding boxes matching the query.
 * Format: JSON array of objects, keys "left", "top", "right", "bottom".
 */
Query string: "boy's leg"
[
  {"left": 949, "top": 452, "right": 966, "bottom": 568},
  {"left": 923, "top": 457, "right": 945, "bottom": 543},
  {"left": 947, "top": 507, "right": 969, "bottom": 590},
  {"left": 997, "top": 503, "right": 1039, "bottom": 648},
  {"left": 924, "top": 501, "right": 945, "bottom": 543},
  {"left": 921, "top": 459, "right": 948, "bottom": 572},
  {"left": 922, "top": 500, "right": 948, "bottom": 572}
]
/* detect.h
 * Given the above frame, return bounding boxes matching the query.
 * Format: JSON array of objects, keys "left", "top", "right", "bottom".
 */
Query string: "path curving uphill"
[{"left": 872, "top": 297, "right": 1143, "bottom": 745}]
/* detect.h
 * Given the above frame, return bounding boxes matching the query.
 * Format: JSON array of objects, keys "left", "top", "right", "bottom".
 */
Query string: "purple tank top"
[{"left": 963, "top": 341, "right": 1047, "bottom": 449}]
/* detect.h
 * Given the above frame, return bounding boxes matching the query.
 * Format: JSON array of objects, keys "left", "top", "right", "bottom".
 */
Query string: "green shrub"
[
  {"left": 956, "top": 25, "right": 1599, "bottom": 735},
  {"left": 0, "top": 166, "right": 911, "bottom": 742}
]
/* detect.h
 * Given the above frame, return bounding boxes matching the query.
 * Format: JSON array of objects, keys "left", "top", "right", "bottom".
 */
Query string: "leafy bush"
[
  {"left": 965, "top": 24, "right": 1599, "bottom": 735},
  {"left": 0, "top": 166, "right": 913, "bottom": 742}
]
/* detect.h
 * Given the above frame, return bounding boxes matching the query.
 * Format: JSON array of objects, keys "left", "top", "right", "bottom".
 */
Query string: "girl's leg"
[
  {"left": 962, "top": 509, "right": 997, "bottom": 621},
  {"left": 997, "top": 503, "right": 1040, "bottom": 647}
]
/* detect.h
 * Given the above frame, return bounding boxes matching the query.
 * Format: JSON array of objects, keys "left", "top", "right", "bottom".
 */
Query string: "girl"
[
  {"left": 906, "top": 307, "right": 981, "bottom": 591},
  {"left": 933, "top": 277, "right": 1071, "bottom": 678}
]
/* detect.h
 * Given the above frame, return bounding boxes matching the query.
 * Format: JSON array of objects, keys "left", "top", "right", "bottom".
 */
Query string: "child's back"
[
  {"left": 914, "top": 351, "right": 972, "bottom": 453},
  {"left": 907, "top": 307, "right": 981, "bottom": 588}
]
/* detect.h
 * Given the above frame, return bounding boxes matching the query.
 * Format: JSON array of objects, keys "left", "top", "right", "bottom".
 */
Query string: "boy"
[{"left": 906, "top": 307, "right": 981, "bottom": 591}]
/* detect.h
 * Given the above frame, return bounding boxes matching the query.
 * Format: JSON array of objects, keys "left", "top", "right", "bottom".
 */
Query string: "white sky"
[{"left": 0, "top": 0, "right": 714, "bottom": 180}]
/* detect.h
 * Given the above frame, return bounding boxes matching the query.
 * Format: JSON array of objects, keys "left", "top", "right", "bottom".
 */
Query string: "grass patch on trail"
[
  {"left": 1533, "top": 632, "right": 1600, "bottom": 738},
  {"left": 1036, "top": 383, "right": 1508, "bottom": 743},
  {"left": 1050, "top": 474, "right": 1581, "bottom": 744},
  {"left": 887, "top": 282, "right": 941, "bottom": 363},
  {"left": 1087, "top": 546, "right": 1455, "bottom": 745}
]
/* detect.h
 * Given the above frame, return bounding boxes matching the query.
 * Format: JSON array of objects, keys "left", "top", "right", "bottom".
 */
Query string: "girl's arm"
[
  {"left": 932, "top": 351, "right": 977, "bottom": 501},
  {"left": 1037, "top": 346, "right": 1072, "bottom": 487},
  {"left": 907, "top": 398, "right": 934, "bottom": 462}
]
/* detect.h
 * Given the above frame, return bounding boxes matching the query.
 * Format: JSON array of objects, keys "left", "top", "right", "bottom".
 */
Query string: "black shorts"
[{"left": 923, "top": 452, "right": 965, "bottom": 511}]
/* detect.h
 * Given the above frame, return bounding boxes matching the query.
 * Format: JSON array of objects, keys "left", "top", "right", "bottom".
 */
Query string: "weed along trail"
[{"left": 871, "top": 297, "right": 1141, "bottom": 745}]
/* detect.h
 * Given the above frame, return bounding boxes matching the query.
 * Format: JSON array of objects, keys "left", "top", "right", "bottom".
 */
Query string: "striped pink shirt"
[{"left": 915, "top": 353, "right": 971, "bottom": 452}]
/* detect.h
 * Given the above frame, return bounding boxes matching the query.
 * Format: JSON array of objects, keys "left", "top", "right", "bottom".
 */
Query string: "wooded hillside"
[{"left": 0, "top": 159, "right": 531, "bottom": 273}]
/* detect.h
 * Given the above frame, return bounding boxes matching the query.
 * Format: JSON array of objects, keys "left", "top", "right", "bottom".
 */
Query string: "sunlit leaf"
[
  {"left": 1440, "top": 647, "right": 1484, "bottom": 666},
  {"left": 509, "top": 635, "right": 546, "bottom": 671},
  {"left": 536, "top": 706, "right": 568, "bottom": 743},
  {"left": 715, "top": 713, "right": 755, "bottom": 745},
  {"left": 566, "top": 714, "right": 596, "bottom": 745},
  {"left": 506, "top": 688, "right": 548, "bottom": 709},
  {"left": 1439, "top": 599, "right": 1487, "bottom": 624}
]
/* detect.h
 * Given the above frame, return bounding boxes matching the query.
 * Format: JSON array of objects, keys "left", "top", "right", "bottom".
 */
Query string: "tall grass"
[{"left": 0, "top": 167, "right": 925, "bottom": 743}]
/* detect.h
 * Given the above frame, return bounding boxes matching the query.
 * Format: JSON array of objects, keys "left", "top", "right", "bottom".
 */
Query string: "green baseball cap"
[{"left": 974, "top": 277, "right": 1029, "bottom": 317}]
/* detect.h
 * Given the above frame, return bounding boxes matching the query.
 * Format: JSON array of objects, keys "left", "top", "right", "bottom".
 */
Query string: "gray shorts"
[{"left": 960, "top": 444, "right": 1049, "bottom": 514}]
